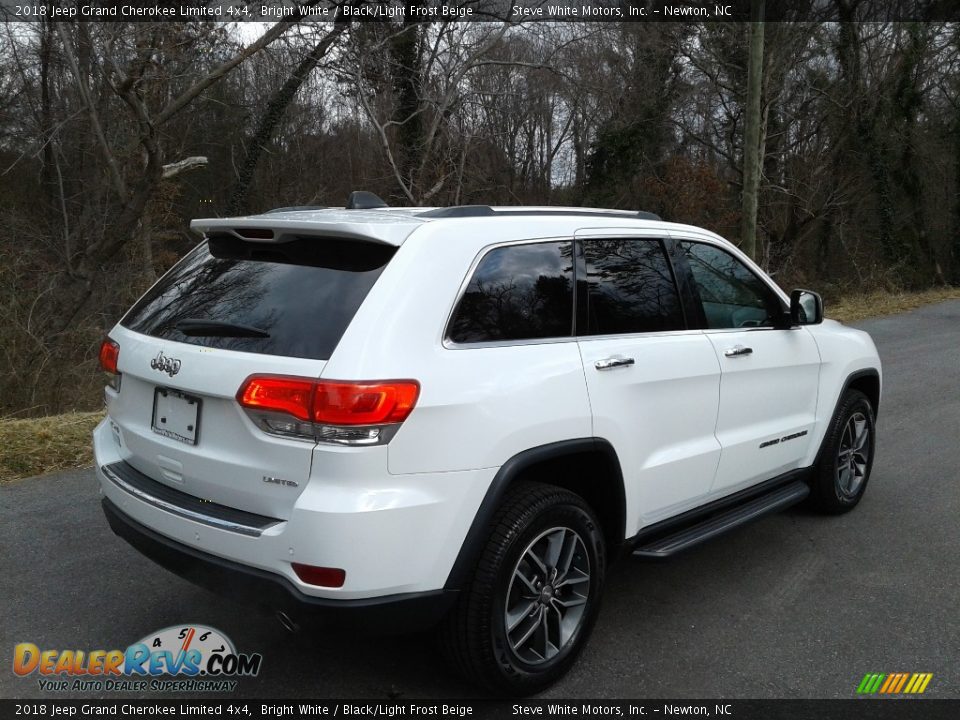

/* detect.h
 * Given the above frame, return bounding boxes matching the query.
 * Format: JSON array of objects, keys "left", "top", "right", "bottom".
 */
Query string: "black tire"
[
  {"left": 439, "top": 482, "right": 605, "bottom": 696},
  {"left": 808, "top": 389, "right": 876, "bottom": 514}
]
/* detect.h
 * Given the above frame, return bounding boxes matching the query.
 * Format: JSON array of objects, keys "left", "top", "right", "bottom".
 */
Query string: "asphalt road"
[{"left": 3, "top": 301, "right": 959, "bottom": 700}]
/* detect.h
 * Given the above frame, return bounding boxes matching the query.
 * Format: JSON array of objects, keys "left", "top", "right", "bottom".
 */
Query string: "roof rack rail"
[
  {"left": 418, "top": 205, "right": 495, "bottom": 218},
  {"left": 346, "top": 190, "right": 388, "bottom": 210},
  {"left": 263, "top": 205, "right": 327, "bottom": 214},
  {"left": 416, "top": 206, "right": 663, "bottom": 221}
]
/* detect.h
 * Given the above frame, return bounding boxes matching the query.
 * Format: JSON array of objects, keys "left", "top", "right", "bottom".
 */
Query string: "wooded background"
[{"left": 1, "top": 14, "right": 959, "bottom": 417}]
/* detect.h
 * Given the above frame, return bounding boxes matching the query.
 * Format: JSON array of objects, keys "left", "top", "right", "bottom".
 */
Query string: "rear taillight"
[
  {"left": 238, "top": 376, "right": 315, "bottom": 421},
  {"left": 99, "top": 339, "right": 120, "bottom": 392},
  {"left": 237, "top": 376, "right": 420, "bottom": 445},
  {"left": 313, "top": 381, "right": 419, "bottom": 425},
  {"left": 99, "top": 339, "right": 119, "bottom": 374}
]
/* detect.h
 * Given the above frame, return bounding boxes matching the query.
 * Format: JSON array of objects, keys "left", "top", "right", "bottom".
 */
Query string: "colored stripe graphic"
[
  {"left": 904, "top": 674, "right": 920, "bottom": 693},
  {"left": 879, "top": 674, "right": 896, "bottom": 693},
  {"left": 856, "top": 673, "right": 886, "bottom": 694},
  {"left": 892, "top": 673, "right": 910, "bottom": 693},
  {"left": 904, "top": 673, "right": 934, "bottom": 694},
  {"left": 857, "top": 672, "right": 932, "bottom": 694},
  {"left": 883, "top": 673, "right": 907, "bottom": 693}
]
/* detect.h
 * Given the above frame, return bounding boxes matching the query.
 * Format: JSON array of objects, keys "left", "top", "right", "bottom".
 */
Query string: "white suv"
[{"left": 94, "top": 193, "right": 881, "bottom": 694}]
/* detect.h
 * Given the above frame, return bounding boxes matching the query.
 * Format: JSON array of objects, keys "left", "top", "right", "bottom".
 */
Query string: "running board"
[{"left": 631, "top": 480, "right": 810, "bottom": 559}]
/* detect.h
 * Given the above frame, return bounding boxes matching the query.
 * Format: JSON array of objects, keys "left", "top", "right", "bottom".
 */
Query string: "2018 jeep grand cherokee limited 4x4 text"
[{"left": 94, "top": 195, "right": 881, "bottom": 694}]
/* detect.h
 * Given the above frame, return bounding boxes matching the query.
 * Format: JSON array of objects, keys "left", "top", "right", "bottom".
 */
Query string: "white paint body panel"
[
  {"left": 801, "top": 320, "right": 882, "bottom": 466},
  {"left": 95, "top": 419, "right": 494, "bottom": 598},
  {"left": 105, "top": 324, "right": 325, "bottom": 520},
  {"left": 704, "top": 327, "right": 822, "bottom": 493},
  {"left": 578, "top": 332, "right": 722, "bottom": 531},
  {"left": 324, "top": 229, "right": 592, "bottom": 476},
  {"left": 94, "top": 208, "right": 881, "bottom": 601}
]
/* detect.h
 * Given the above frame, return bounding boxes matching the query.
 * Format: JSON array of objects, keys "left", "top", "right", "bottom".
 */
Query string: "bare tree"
[
  {"left": 52, "top": 20, "right": 304, "bottom": 311},
  {"left": 226, "top": 15, "right": 351, "bottom": 214},
  {"left": 2, "top": 16, "right": 960, "bottom": 416},
  {"left": 346, "top": 21, "right": 516, "bottom": 204}
]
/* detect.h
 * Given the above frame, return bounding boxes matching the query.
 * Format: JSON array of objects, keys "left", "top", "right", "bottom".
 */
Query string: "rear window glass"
[
  {"left": 121, "top": 235, "right": 395, "bottom": 361},
  {"left": 448, "top": 241, "right": 574, "bottom": 343}
]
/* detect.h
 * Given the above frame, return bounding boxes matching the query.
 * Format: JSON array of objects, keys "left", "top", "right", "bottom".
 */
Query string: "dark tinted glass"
[
  {"left": 122, "top": 236, "right": 395, "bottom": 360},
  {"left": 678, "top": 241, "right": 781, "bottom": 329},
  {"left": 448, "top": 241, "right": 574, "bottom": 343},
  {"left": 581, "top": 239, "right": 684, "bottom": 335}
]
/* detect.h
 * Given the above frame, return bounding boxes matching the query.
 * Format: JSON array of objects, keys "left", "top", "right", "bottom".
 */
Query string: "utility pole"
[{"left": 741, "top": 0, "right": 765, "bottom": 261}]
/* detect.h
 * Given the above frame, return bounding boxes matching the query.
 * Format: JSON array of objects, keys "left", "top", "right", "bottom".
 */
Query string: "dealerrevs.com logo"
[{"left": 13, "top": 625, "right": 262, "bottom": 693}]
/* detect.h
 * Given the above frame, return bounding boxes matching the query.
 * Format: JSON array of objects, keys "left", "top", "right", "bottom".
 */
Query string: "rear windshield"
[{"left": 121, "top": 235, "right": 395, "bottom": 360}]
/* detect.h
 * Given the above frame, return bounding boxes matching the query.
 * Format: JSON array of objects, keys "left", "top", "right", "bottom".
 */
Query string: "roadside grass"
[
  {"left": 0, "top": 411, "right": 103, "bottom": 483},
  {"left": 0, "top": 288, "right": 958, "bottom": 483},
  {"left": 827, "top": 286, "right": 960, "bottom": 323}
]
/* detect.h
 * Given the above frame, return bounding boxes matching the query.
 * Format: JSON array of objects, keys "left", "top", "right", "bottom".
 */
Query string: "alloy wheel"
[
  {"left": 837, "top": 411, "right": 870, "bottom": 498},
  {"left": 503, "top": 526, "right": 591, "bottom": 665}
]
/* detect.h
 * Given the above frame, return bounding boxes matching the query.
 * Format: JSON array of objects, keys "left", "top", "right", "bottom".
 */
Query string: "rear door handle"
[
  {"left": 595, "top": 356, "right": 635, "bottom": 371},
  {"left": 724, "top": 345, "right": 753, "bottom": 358}
]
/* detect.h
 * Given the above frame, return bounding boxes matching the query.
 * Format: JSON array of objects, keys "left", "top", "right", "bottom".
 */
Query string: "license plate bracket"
[{"left": 151, "top": 388, "right": 201, "bottom": 445}]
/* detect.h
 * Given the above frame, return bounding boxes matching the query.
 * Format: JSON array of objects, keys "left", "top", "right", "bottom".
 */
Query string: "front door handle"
[
  {"left": 724, "top": 345, "right": 753, "bottom": 358},
  {"left": 595, "top": 356, "right": 635, "bottom": 371}
]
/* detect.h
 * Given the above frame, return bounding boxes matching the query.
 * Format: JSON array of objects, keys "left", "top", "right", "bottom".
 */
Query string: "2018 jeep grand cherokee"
[{"left": 94, "top": 194, "right": 881, "bottom": 694}]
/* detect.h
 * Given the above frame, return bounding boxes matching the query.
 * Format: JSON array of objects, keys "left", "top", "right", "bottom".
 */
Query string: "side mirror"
[{"left": 790, "top": 289, "right": 823, "bottom": 325}]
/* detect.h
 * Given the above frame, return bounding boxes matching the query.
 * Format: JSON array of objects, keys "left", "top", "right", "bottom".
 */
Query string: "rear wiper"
[{"left": 174, "top": 319, "right": 270, "bottom": 338}]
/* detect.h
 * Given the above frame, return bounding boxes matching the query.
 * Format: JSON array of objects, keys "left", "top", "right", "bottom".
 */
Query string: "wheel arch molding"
[
  {"left": 841, "top": 368, "right": 881, "bottom": 419},
  {"left": 812, "top": 367, "right": 881, "bottom": 468},
  {"left": 443, "top": 438, "right": 626, "bottom": 592}
]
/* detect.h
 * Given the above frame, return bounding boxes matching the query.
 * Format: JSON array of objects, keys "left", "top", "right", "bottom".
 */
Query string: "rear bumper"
[
  {"left": 102, "top": 497, "right": 457, "bottom": 632},
  {"left": 94, "top": 419, "right": 494, "bottom": 599}
]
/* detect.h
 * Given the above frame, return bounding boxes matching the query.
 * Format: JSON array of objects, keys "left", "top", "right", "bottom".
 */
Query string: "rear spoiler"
[{"left": 189, "top": 214, "right": 422, "bottom": 247}]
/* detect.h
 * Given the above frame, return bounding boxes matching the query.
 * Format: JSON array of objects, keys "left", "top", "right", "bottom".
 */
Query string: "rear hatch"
[{"left": 106, "top": 233, "right": 396, "bottom": 519}]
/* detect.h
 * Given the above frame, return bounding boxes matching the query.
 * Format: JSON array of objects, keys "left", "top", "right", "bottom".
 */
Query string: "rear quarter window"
[
  {"left": 447, "top": 241, "right": 574, "bottom": 344},
  {"left": 121, "top": 235, "right": 395, "bottom": 361}
]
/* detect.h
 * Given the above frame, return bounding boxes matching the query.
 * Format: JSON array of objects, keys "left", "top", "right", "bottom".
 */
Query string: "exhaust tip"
[{"left": 276, "top": 610, "right": 300, "bottom": 634}]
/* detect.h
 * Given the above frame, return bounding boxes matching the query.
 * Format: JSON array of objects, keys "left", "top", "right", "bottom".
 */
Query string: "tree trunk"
[
  {"left": 226, "top": 23, "right": 347, "bottom": 215},
  {"left": 39, "top": 16, "right": 55, "bottom": 203},
  {"left": 140, "top": 207, "right": 156, "bottom": 284},
  {"left": 389, "top": 15, "right": 425, "bottom": 203},
  {"left": 952, "top": 106, "right": 960, "bottom": 283},
  {"left": 740, "top": 0, "right": 765, "bottom": 262}
]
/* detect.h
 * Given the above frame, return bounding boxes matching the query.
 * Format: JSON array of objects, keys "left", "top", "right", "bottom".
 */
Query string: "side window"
[
  {"left": 580, "top": 238, "right": 685, "bottom": 335},
  {"left": 678, "top": 241, "right": 782, "bottom": 329},
  {"left": 448, "top": 241, "right": 574, "bottom": 343}
]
